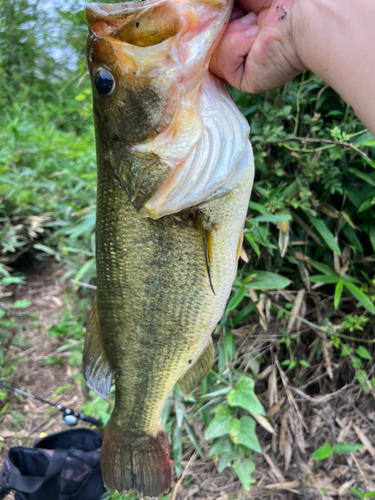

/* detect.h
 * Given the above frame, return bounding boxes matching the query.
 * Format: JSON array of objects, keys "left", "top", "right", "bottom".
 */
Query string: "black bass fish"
[{"left": 84, "top": 0, "right": 254, "bottom": 496}]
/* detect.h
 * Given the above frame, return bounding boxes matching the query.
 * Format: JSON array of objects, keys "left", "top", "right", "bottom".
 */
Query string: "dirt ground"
[
  {"left": 0, "top": 261, "right": 89, "bottom": 465},
  {"left": 1, "top": 261, "right": 375, "bottom": 500}
]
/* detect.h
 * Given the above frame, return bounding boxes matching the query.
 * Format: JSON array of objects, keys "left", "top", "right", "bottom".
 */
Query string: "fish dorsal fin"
[
  {"left": 195, "top": 210, "right": 215, "bottom": 295},
  {"left": 83, "top": 296, "right": 114, "bottom": 400}
]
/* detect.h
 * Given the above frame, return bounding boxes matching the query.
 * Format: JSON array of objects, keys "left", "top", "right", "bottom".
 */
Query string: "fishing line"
[{"left": 0, "top": 382, "right": 103, "bottom": 427}]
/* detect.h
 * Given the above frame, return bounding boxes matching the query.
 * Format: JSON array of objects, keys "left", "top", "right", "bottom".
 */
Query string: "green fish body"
[{"left": 84, "top": 0, "right": 254, "bottom": 496}]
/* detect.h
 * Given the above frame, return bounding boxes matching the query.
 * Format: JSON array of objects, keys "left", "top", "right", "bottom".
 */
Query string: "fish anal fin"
[
  {"left": 83, "top": 297, "right": 114, "bottom": 400},
  {"left": 177, "top": 338, "right": 214, "bottom": 398}
]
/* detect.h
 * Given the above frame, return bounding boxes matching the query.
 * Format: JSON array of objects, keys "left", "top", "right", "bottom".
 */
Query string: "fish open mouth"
[{"left": 86, "top": 0, "right": 252, "bottom": 219}]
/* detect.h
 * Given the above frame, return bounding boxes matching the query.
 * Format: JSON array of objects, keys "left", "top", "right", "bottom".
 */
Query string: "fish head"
[
  {"left": 86, "top": 0, "right": 251, "bottom": 218},
  {"left": 85, "top": 0, "right": 233, "bottom": 145}
]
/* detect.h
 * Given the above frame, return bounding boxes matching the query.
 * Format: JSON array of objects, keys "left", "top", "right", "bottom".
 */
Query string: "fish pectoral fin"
[
  {"left": 195, "top": 211, "right": 215, "bottom": 295},
  {"left": 83, "top": 296, "right": 114, "bottom": 400},
  {"left": 177, "top": 338, "right": 214, "bottom": 398}
]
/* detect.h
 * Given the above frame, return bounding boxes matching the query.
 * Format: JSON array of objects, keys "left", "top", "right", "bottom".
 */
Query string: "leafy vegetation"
[{"left": 1, "top": 0, "right": 374, "bottom": 498}]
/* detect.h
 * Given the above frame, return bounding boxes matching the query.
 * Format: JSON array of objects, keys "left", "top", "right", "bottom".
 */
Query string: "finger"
[
  {"left": 224, "top": 11, "right": 258, "bottom": 35},
  {"left": 210, "top": 24, "right": 260, "bottom": 87}
]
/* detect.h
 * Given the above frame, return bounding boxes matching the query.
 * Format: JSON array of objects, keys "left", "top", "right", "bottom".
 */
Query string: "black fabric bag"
[{"left": 0, "top": 428, "right": 107, "bottom": 500}]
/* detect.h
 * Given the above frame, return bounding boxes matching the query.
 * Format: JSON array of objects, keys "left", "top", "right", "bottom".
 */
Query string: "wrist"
[
  {"left": 290, "top": 0, "right": 375, "bottom": 134},
  {"left": 291, "top": 0, "right": 319, "bottom": 72}
]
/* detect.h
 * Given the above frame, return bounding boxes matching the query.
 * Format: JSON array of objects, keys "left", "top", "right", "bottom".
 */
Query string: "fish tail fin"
[{"left": 101, "top": 419, "right": 173, "bottom": 497}]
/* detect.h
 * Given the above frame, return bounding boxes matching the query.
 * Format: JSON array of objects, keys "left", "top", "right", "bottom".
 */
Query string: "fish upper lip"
[
  {"left": 85, "top": 3, "right": 132, "bottom": 23},
  {"left": 85, "top": 0, "right": 228, "bottom": 23}
]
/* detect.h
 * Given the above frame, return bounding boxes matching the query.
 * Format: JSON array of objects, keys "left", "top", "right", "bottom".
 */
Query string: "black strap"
[
  {"left": 8, "top": 449, "right": 69, "bottom": 494},
  {"left": 66, "top": 449, "right": 99, "bottom": 468}
]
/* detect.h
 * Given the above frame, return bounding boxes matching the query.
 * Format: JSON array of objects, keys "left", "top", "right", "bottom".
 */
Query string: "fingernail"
[
  {"left": 245, "top": 26, "right": 260, "bottom": 37},
  {"left": 241, "top": 11, "right": 257, "bottom": 26}
]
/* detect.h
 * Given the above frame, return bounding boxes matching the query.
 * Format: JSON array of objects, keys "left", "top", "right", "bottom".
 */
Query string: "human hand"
[{"left": 210, "top": 0, "right": 306, "bottom": 93}]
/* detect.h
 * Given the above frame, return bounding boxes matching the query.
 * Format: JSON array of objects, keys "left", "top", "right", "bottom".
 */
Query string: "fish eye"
[{"left": 95, "top": 69, "right": 115, "bottom": 97}]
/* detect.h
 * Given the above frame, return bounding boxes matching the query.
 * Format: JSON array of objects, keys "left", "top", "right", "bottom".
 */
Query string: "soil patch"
[{"left": 0, "top": 259, "right": 88, "bottom": 465}]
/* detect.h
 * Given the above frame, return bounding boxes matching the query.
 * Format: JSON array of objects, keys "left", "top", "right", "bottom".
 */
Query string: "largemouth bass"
[{"left": 84, "top": 0, "right": 254, "bottom": 496}]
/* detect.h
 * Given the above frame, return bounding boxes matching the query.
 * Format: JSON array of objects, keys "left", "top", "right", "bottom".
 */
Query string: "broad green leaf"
[
  {"left": 233, "top": 457, "right": 256, "bottom": 491},
  {"left": 357, "top": 370, "right": 368, "bottom": 385},
  {"left": 224, "top": 331, "right": 236, "bottom": 362},
  {"left": 349, "top": 487, "right": 364, "bottom": 498},
  {"left": 33, "top": 243, "right": 57, "bottom": 255},
  {"left": 356, "top": 346, "right": 372, "bottom": 360},
  {"left": 233, "top": 302, "right": 257, "bottom": 327},
  {"left": 231, "top": 416, "right": 262, "bottom": 454},
  {"left": 353, "top": 131, "right": 374, "bottom": 147},
  {"left": 248, "top": 201, "right": 268, "bottom": 215},
  {"left": 229, "top": 417, "right": 241, "bottom": 441},
  {"left": 1, "top": 276, "right": 25, "bottom": 285},
  {"left": 348, "top": 168, "right": 375, "bottom": 187},
  {"left": 245, "top": 234, "right": 261, "bottom": 256},
  {"left": 227, "top": 378, "right": 265, "bottom": 416},
  {"left": 342, "top": 225, "right": 364, "bottom": 253},
  {"left": 331, "top": 443, "right": 364, "bottom": 453},
  {"left": 334, "top": 281, "right": 344, "bottom": 309},
  {"left": 204, "top": 407, "right": 237, "bottom": 440},
  {"left": 369, "top": 226, "right": 375, "bottom": 253},
  {"left": 209, "top": 435, "right": 234, "bottom": 458},
  {"left": 226, "top": 286, "right": 246, "bottom": 313},
  {"left": 242, "top": 271, "right": 291, "bottom": 291},
  {"left": 299, "top": 360, "right": 311, "bottom": 368},
  {"left": 309, "top": 218, "right": 341, "bottom": 255},
  {"left": 341, "top": 211, "right": 357, "bottom": 230},
  {"left": 65, "top": 212, "right": 96, "bottom": 238},
  {"left": 303, "top": 257, "right": 336, "bottom": 275},
  {"left": 218, "top": 451, "right": 235, "bottom": 473},
  {"left": 364, "top": 492, "right": 375, "bottom": 498},
  {"left": 172, "top": 425, "right": 182, "bottom": 477},
  {"left": 312, "top": 443, "right": 333, "bottom": 460},
  {"left": 351, "top": 356, "right": 363, "bottom": 369},
  {"left": 202, "top": 387, "right": 231, "bottom": 399},
  {"left": 73, "top": 258, "right": 95, "bottom": 285},
  {"left": 253, "top": 214, "right": 291, "bottom": 223},
  {"left": 185, "top": 422, "right": 205, "bottom": 460},
  {"left": 307, "top": 274, "right": 340, "bottom": 284},
  {"left": 13, "top": 299, "right": 31, "bottom": 309},
  {"left": 358, "top": 196, "right": 375, "bottom": 212},
  {"left": 175, "top": 401, "right": 185, "bottom": 427},
  {"left": 99, "top": 411, "right": 110, "bottom": 426},
  {"left": 343, "top": 281, "right": 375, "bottom": 314},
  {"left": 341, "top": 344, "right": 353, "bottom": 356}
]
